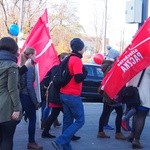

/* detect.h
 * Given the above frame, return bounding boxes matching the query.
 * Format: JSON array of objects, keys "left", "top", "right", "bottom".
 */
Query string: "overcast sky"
[{"left": 48, "top": 0, "right": 150, "bottom": 48}]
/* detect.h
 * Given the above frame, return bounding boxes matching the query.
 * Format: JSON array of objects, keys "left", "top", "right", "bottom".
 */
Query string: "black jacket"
[{"left": 41, "top": 65, "right": 61, "bottom": 105}]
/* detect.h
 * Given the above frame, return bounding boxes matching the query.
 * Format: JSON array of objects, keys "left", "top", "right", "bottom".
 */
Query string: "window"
[
  {"left": 85, "top": 66, "right": 94, "bottom": 76},
  {"left": 96, "top": 67, "right": 103, "bottom": 79}
]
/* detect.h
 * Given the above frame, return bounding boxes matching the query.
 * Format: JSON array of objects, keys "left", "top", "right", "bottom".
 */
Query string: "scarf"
[{"left": 0, "top": 50, "right": 18, "bottom": 63}]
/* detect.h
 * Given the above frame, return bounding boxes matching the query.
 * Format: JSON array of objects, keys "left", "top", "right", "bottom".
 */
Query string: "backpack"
[
  {"left": 52, "top": 55, "right": 73, "bottom": 88},
  {"left": 121, "top": 86, "right": 141, "bottom": 107},
  {"left": 46, "top": 80, "right": 61, "bottom": 105}
]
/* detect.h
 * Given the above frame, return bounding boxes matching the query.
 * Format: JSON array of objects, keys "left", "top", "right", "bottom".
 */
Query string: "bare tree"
[
  {"left": 92, "top": 8, "right": 103, "bottom": 53},
  {"left": 0, "top": 0, "right": 46, "bottom": 37},
  {"left": 47, "top": 1, "right": 84, "bottom": 53},
  {"left": 0, "top": 0, "right": 84, "bottom": 55},
  {"left": 0, "top": 0, "right": 20, "bottom": 34}
]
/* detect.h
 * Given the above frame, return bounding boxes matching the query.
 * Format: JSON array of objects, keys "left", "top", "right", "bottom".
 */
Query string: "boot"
[
  {"left": 27, "top": 142, "right": 43, "bottom": 150},
  {"left": 53, "top": 118, "right": 61, "bottom": 127},
  {"left": 97, "top": 132, "right": 110, "bottom": 138},
  {"left": 115, "top": 132, "right": 126, "bottom": 140},
  {"left": 71, "top": 135, "right": 81, "bottom": 141},
  {"left": 127, "top": 132, "right": 134, "bottom": 142},
  {"left": 41, "top": 131, "right": 56, "bottom": 138},
  {"left": 132, "top": 139, "right": 143, "bottom": 149}
]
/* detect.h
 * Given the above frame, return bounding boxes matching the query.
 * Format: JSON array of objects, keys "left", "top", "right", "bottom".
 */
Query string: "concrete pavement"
[{"left": 14, "top": 103, "right": 150, "bottom": 150}]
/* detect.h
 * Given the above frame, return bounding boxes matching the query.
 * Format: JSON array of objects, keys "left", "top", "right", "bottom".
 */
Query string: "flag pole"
[
  {"left": 35, "top": 63, "right": 42, "bottom": 128},
  {"left": 103, "top": 0, "right": 108, "bottom": 55},
  {"left": 18, "top": 0, "right": 24, "bottom": 50}
]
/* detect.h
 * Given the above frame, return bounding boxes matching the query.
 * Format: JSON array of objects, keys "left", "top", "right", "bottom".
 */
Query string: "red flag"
[
  {"left": 102, "top": 17, "right": 150, "bottom": 99},
  {"left": 20, "top": 9, "right": 59, "bottom": 81}
]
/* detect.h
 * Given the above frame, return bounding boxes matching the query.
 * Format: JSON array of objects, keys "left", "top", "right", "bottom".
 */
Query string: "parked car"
[{"left": 81, "top": 63, "right": 104, "bottom": 102}]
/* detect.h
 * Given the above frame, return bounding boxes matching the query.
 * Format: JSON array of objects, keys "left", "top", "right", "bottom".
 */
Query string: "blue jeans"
[
  {"left": 55, "top": 94, "right": 85, "bottom": 150},
  {"left": 20, "top": 94, "right": 36, "bottom": 143}
]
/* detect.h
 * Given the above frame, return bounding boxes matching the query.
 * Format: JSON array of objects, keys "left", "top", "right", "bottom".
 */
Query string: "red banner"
[
  {"left": 102, "top": 17, "right": 150, "bottom": 99},
  {"left": 20, "top": 9, "right": 59, "bottom": 81}
]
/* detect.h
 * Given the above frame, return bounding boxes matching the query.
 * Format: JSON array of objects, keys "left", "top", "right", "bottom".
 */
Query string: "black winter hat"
[{"left": 70, "top": 38, "right": 84, "bottom": 53}]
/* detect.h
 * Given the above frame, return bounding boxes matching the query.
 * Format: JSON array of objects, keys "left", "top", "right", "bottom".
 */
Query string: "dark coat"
[
  {"left": 41, "top": 65, "right": 61, "bottom": 105},
  {"left": 101, "top": 60, "right": 114, "bottom": 76}
]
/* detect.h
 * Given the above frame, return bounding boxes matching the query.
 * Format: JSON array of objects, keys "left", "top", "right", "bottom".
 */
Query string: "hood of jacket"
[
  {"left": 0, "top": 50, "right": 18, "bottom": 62},
  {"left": 0, "top": 50, "right": 18, "bottom": 74}
]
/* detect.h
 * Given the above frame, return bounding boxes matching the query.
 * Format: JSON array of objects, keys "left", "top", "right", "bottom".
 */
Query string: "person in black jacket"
[
  {"left": 41, "top": 64, "right": 62, "bottom": 138},
  {"left": 40, "top": 53, "right": 68, "bottom": 129}
]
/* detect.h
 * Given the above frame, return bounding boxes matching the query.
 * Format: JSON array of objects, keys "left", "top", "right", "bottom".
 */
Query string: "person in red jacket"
[{"left": 52, "top": 38, "right": 87, "bottom": 150}]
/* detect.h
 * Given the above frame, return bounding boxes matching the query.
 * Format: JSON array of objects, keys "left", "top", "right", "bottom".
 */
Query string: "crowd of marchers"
[{"left": 0, "top": 37, "right": 150, "bottom": 150}]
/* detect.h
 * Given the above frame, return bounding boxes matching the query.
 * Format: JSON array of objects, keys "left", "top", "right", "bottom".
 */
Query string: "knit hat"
[
  {"left": 107, "top": 48, "right": 120, "bottom": 59},
  {"left": 107, "top": 45, "right": 112, "bottom": 50},
  {"left": 70, "top": 38, "right": 84, "bottom": 53}
]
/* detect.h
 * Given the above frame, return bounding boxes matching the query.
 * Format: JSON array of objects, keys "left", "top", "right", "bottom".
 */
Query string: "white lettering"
[
  {"left": 133, "top": 54, "right": 141, "bottom": 62},
  {"left": 137, "top": 52, "right": 143, "bottom": 59},
  {"left": 120, "top": 52, "right": 144, "bottom": 72},
  {"left": 129, "top": 57, "right": 136, "bottom": 65},
  {"left": 120, "top": 66, "right": 127, "bottom": 72}
]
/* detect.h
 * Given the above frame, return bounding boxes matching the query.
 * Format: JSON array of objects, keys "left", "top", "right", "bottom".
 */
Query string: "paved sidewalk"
[{"left": 14, "top": 103, "right": 150, "bottom": 150}]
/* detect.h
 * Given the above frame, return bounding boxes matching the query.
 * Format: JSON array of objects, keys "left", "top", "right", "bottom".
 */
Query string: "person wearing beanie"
[
  {"left": 70, "top": 38, "right": 85, "bottom": 53},
  {"left": 52, "top": 38, "right": 88, "bottom": 150},
  {"left": 107, "top": 48, "right": 120, "bottom": 60},
  {"left": 97, "top": 48, "right": 125, "bottom": 140},
  {"left": 107, "top": 45, "right": 112, "bottom": 51}
]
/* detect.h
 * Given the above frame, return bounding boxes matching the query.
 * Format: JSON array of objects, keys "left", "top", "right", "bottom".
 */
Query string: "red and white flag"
[
  {"left": 102, "top": 17, "right": 150, "bottom": 99},
  {"left": 20, "top": 9, "right": 59, "bottom": 82}
]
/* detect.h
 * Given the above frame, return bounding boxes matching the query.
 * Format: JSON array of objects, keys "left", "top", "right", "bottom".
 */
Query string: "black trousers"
[
  {"left": 98, "top": 103, "right": 123, "bottom": 133},
  {"left": 43, "top": 107, "right": 63, "bottom": 134},
  {"left": 132, "top": 109, "right": 149, "bottom": 139},
  {"left": 0, "top": 120, "right": 19, "bottom": 150}
]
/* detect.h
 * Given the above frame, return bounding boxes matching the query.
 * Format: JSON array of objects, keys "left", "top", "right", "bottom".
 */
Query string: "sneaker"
[
  {"left": 41, "top": 132, "right": 56, "bottom": 138},
  {"left": 104, "top": 124, "right": 114, "bottom": 130},
  {"left": 71, "top": 135, "right": 81, "bottom": 141},
  {"left": 121, "top": 120, "right": 129, "bottom": 131},
  {"left": 51, "top": 141, "right": 63, "bottom": 150}
]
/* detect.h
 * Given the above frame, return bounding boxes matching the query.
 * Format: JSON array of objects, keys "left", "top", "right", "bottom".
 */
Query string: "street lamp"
[
  {"left": 103, "top": 0, "right": 108, "bottom": 55},
  {"left": 18, "top": 0, "right": 24, "bottom": 49},
  {"left": 19, "top": 0, "right": 25, "bottom": 36}
]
